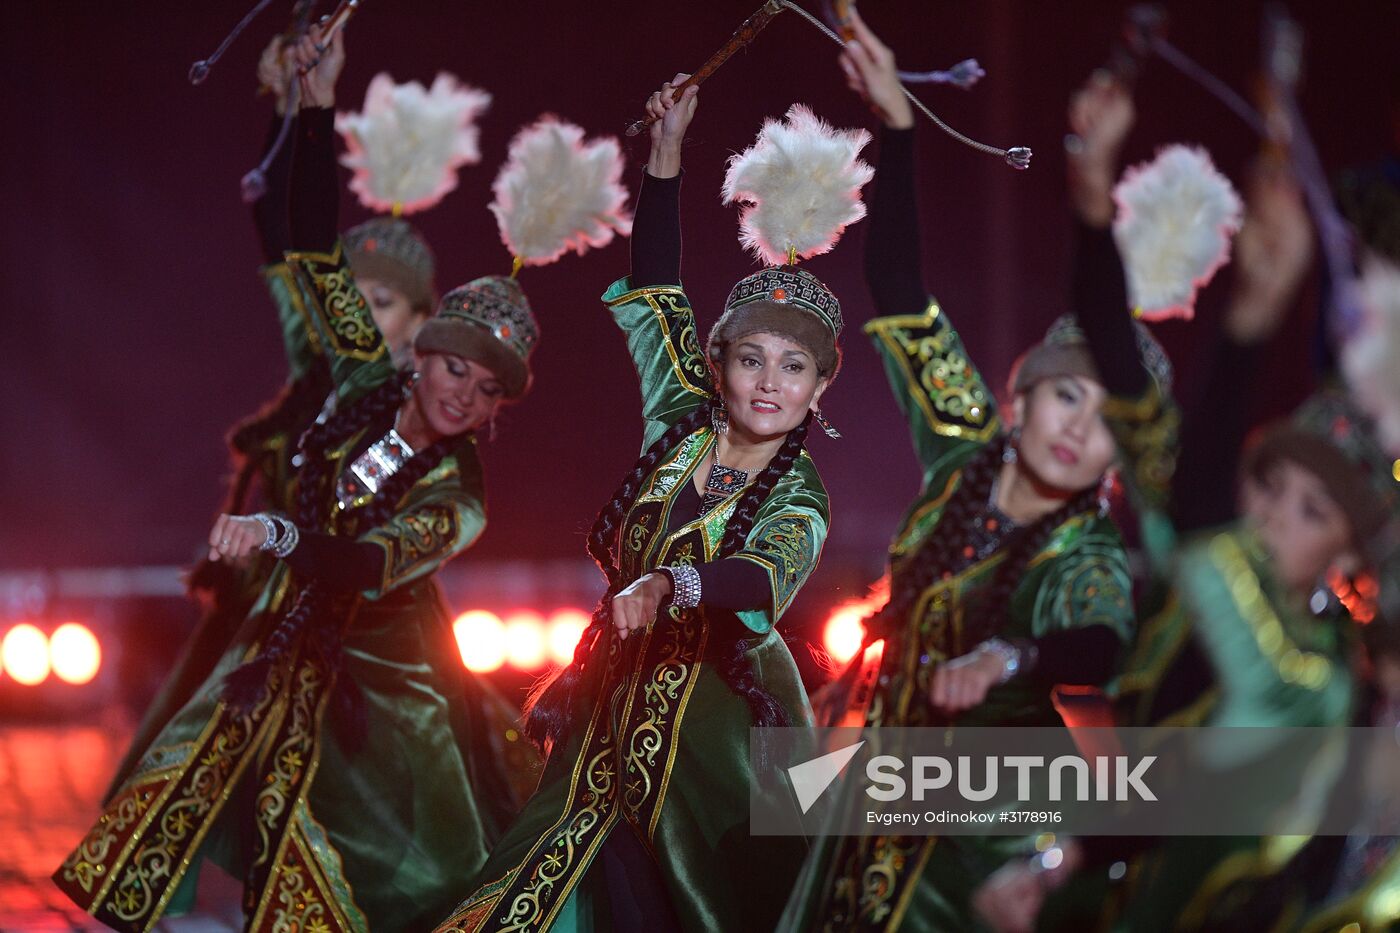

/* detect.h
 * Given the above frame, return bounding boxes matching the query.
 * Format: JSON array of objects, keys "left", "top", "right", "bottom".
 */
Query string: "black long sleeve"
[
  {"left": 1073, "top": 221, "right": 1150, "bottom": 398},
  {"left": 864, "top": 126, "right": 927, "bottom": 316},
  {"left": 288, "top": 107, "right": 340, "bottom": 254},
  {"left": 283, "top": 531, "right": 385, "bottom": 593},
  {"left": 630, "top": 170, "right": 683, "bottom": 287},
  {"left": 252, "top": 112, "right": 298, "bottom": 263},
  {"left": 1172, "top": 337, "right": 1265, "bottom": 531},
  {"left": 1029, "top": 624, "right": 1123, "bottom": 687},
  {"left": 693, "top": 558, "right": 772, "bottom": 612}
]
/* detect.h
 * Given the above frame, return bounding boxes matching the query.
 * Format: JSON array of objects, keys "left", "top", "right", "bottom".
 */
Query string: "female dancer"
[
  {"left": 56, "top": 29, "right": 535, "bottom": 932},
  {"left": 974, "top": 71, "right": 1396, "bottom": 933},
  {"left": 780, "top": 13, "right": 1156, "bottom": 931},
  {"left": 105, "top": 31, "right": 450, "bottom": 798},
  {"left": 434, "top": 77, "right": 840, "bottom": 933}
]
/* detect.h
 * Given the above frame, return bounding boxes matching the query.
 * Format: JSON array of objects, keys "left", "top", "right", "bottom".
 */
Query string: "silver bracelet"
[
  {"left": 977, "top": 637, "right": 1022, "bottom": 684},
  {"left": 270, "top": 517, "right": 300, "bottom": 559},
  {"left": 661, "top": 564, "right": 702, "bottom": 609},
  {"left": 252, "top": 512, "right": 301, "bottom": 559},
  {"left": 252, "top": 513, "right": 281, "bottom": 552}
]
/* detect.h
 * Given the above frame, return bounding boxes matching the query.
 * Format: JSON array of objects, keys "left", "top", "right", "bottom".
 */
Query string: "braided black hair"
[
  {"left": 864, "top": 434, "right": 1100, "bottom": 655},
  {"left": 524, "top": 400, "right": 813, "bottom": 748},
  {"left": 222, "top": 371, "right": 461, "bottom": 716}
]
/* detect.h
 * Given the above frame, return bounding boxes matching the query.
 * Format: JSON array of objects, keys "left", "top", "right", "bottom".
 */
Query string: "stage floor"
[{"left": 0, "top": 717, "right": 242, "bottom": 932}]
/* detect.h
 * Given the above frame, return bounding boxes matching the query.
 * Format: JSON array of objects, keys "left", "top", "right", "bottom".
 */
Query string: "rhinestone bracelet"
[
  {"left": 252, "top": 513, "right": 281, "bottom": 552},
  {"left": 977, "top": 637, "right": 1022, "bottom": 684},
  {"left": 660, "top": 564, "right": 702, "bottom": 609},
  {"left": 270, "top": 517, "right": 300, "bottom": 559}
]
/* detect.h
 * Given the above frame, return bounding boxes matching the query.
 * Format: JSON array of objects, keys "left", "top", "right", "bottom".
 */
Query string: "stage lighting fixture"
[
  {"left": 503, "top": 611, "right": 548, "bottom": 670},
  {"left": 453, "top": 610, "right": 507, "bottom": 673},
  {"left": 3, "top": 623, "right": 51, "bottom": 686},
  {"left": 822, "top": 606, "right": 866, "bottom": 666},
  {"left": 50, "top": 622, "right": 102, "bottom": 685},
  {"left": 546, "top": 609, "right": 590, "bottom": 666}
]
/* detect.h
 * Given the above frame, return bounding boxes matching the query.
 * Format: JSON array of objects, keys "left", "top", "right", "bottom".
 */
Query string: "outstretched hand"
[
  {"left": 611, "top": 572, "right": 675, "bottom": 642},
  {"left": 837, "top": 9, "right": 914, "bottom": 130}
]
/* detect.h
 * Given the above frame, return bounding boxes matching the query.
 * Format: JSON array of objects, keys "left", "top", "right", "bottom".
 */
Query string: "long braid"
[
  {"left": 961, "top": 484, "right": 1099, "bottom": 648},
  {"left": 524, "top": 400, "right": 716, "bottom": 747},
  {"left": 524, "top": 403, "right": 816, "bottom": 748},
  {"left": 712, "top": 411, "right": 813, "bottom": 731},
  {"left": 221, "top": 370, "right": 424, "bottom": 713},
  {"left": 294, "top": 372, "right": 413, "bottom": 527},
  {"left": 864, "top": 433, "right": 1101, "bottom": 654},
  {"left": 863, "top": 437, "right": 1006, "bottom": 643}
]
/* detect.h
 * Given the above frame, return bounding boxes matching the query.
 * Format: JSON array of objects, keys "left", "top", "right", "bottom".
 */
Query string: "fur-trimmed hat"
[
  {"left": 413, "top": 276, "right": 538, "bottom": 399},
  {"left": 708, "top": 267, "right": 843, "bottom": 378}
]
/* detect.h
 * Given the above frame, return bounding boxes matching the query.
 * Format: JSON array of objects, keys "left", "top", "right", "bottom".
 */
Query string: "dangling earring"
[
  {"left": 1002, "top": 426, "right": 1021, "bottom": 464},
  {"left": 406, "top": 370, "right": 422, "bottom": 398},
  {"left": 1097, "top": 471, "right": 1115, "bottom": 517},
  {"left": 711, "top": 403, "right": 729, "bottom": 436},
  {"left": 814, "top": 410, "right": 842, "bottom": 439}
]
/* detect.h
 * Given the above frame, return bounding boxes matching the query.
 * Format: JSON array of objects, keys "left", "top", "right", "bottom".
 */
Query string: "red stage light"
[
  {"left": 822, "top": 606, "right": 867, "bottom": 666},
  {"left": 453, "top": 610, "right": 506, "bottom": 673},
  {"left": 3, "top": 624, "right": 50, "bottom": 686},
  {"left": 546, "top": 609, "right": 590, "bottom": 666},
  {"left": 50, "top": 623, "right": 101, "bottom": 685},
  {"left": 503, "top": 611, "right": 548, "bottom": 670}
]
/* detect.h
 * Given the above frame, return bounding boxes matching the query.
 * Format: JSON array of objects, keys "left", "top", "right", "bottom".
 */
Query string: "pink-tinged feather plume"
[
  {"left": 1343, "top": 255, "right": 1400, "bottom": 454},
  {"left": 1113, "top": 145, "right": 1243, "bottom": 321},
  {"left": 722, "top": 104, "right": 873, "bottom": 266},
  {"left": 336, "top": 72, "right": 491, "bottom": 215},
  {"left": 489, "top": 117, "right": 632, "bottom": 267}
]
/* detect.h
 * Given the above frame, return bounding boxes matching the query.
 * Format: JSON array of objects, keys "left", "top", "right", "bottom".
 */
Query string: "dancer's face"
[
  {"left": 360, "top": 277, "right": 427, "bottom": 355},
  {"left": 1012, "top": 376, "right": 1116, "bottom": 493},
  {"left": 412, "top": 351, "right": 505, "bottom": 438},
  {"left": 719, "top": 332, "right": 828, "bottom": 442},
  {"left": 1241, "top": 459, "right": 1357, "bottom": 591}
]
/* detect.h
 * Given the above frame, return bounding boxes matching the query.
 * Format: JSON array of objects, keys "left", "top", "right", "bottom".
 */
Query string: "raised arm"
[
  {"left": 840, "top": 12, "right": 999, "bottom": 485},
  {"left": 248, "top": 35, "right": 328, "bottom": 382},
  {"left": 282, "top": 27, "right": 394, "bottom": 404},
  {"left": 601, "top": 75, "right": 711, "bottom": 449}
]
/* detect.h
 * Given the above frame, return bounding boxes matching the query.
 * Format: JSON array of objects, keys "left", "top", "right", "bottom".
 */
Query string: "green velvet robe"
[
  {"left": 56, "top": 245, "right": 532, "bottom": 933},
  {"left": 103, "top": 262, "right": 324, "bottom": 801},
  {"left": 779, "top": 301, "right": 1136, "bottom": 933},
  {"left": 1091, "top": 387, "right": 1356, "bottom": 933},
  {"left": 433, "top": 277, "right": 831, "bottom": 933}
]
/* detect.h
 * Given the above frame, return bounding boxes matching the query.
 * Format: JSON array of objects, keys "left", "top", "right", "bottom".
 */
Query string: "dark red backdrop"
[{"left": 1, "top": 0, "right": 1395, "bottom": 583}]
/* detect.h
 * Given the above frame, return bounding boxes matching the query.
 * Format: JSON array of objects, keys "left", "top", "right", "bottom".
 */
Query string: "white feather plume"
[
  {"left": 336, "top": 72, "right": 491, "bottom": 215},
  {"left": 1113, "top": 145, "right": 1244, "bottom": 321},
  {"left": 722, "top": 104, "right": 874, "bottom": 266},
  {"left": 1343, "top": 255, "right": 1400, "bottom": 454},
  {"left": 489, "top": 117, "right": 632, "bottom": 267}
]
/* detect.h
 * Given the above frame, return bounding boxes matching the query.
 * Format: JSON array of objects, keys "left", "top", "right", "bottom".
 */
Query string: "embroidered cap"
[
  {"left": 709, "top": 267, "right": 844, "bottom": 378},
  {"left": 343, "top": 217, "right": 437, "bottom": 313},
  {"left": 413, "top": 275, "right": 539, "bottom": 398}
]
